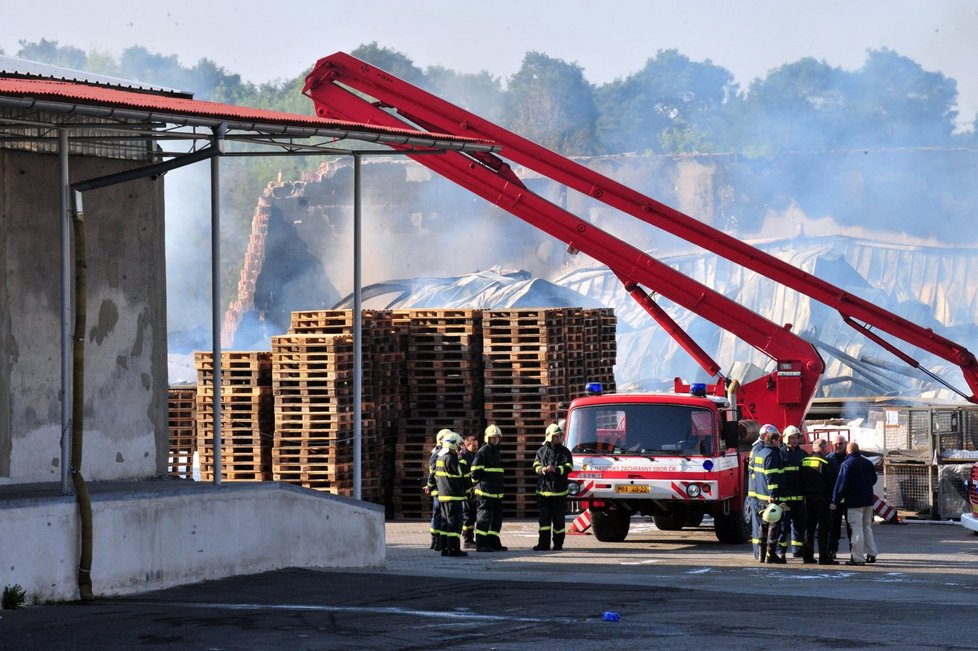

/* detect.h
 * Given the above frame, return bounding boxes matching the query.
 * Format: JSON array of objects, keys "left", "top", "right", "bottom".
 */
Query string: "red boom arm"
[
  {"left": 302, "top": 54, "right": 827, "bottom": 429},
  {"left": 305, "top": 52, "right": 978, "bottom": 405}
]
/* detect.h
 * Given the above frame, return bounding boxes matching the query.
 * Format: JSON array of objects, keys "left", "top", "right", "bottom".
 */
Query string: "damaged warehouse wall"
[
  {"left": 211, "top": 150, "right": 978, "bottom": 401},
  {"left": 0, "top": 148, "right": 168, "bottom": 483}
]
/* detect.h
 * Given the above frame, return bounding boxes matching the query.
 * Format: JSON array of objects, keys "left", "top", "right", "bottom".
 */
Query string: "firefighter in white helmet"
[
  {"left": 431, "top": 431, "right": 468, "bottom": 557},
  {"left": 755, "top": 428, "right": 788, "bottom": 564},
  {"left": 748, "top": 423, "right": 780, "bottom": 560},
  {"left": 532, "top": 422, "right": 574, "bottom": 551},
  {"left": 423, "top": 428, "right": 455, "bottom": 551},
  {"left": 471, "top": 424, "right": 507, "bottom": 552}
]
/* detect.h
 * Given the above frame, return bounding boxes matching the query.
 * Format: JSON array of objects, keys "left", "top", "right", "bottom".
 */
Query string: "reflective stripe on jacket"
[
  {"left": 533, "top": 443, "right": 574, "bottom": 497},
  {"left": 754, "top": 445, "right": 783, "bottom": 503}
]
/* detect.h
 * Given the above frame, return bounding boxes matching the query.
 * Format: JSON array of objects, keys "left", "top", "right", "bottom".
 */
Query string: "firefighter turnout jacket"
[
  {"left": 754, "top": 445, "right": 784, "bottom": 503},
  {"left": 433, "top": 449, "right": 467, "bottom": 502},
  {"left": 533, "top": 442, "right": 574, "bottom": 496},
  {"left": 780, "top": 445, "right": 806, "bottom": 504},
  {"left": 800, "top": 453, "right": 837, "bottom": 497},
  {"left": 471, "top": 443, "right": 504, "bottom": 499}
]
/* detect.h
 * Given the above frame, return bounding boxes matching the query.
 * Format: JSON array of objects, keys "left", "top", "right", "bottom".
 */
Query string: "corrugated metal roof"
[
  {"left": 0, "top": 54, "right": 188, "bottom": 96},
  {"left": 0, "top": 77, "right": 495, "bottom": 145}
]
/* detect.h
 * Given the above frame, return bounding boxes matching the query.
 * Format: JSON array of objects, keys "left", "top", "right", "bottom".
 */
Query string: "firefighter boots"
[
  {"left": 463, "top": 531, "right": 475, "bottom": 549},
  {"left": 552, "top": 534, "right": 565, "bottom": 551},
  {"left": 430, "top": 533, "right": 441, "bottom": 551},
  {"left": 533, "top": 532, "right": 550, "bottom": 551},
  {"left": 765, "top": 545, "right": 786, "bottom": 564}
]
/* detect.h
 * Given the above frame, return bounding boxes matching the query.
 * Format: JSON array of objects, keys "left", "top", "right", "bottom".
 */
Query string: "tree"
[
  {"left": 505, "top": 52, "right": 598, "bottom": 155},
  {"left": 596, "top": 49, "right": 736, "bottom": 154},
  {"left": 425, "top": 66, "right": 505, "bottom": 123},
  {"left": 350, "top": 42, "right": 426, "bottom": 87},
  {"left": 16, "top": 39, "right": 86, "bottom": 69}
]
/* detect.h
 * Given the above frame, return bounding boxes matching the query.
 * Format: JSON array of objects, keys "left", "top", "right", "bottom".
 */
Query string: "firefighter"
[
  {"left": 458, "top": 434, "right": 480, "bottom": 548},
  {"left": 748, "top": 424, "right": 779, "bottom": 560},
  {"left": 532, "top": 423, "right": 574, "bottom": 551},
  {"left": 432, "top": 431, "right": 468, "bottom": 557},
  {"left": 755, "top": 429, "right": 787, "bottom": 564},
  {"left": 472, "top": 424, "right": 507, "bottom": 552},
  {"left": 779, "top": 425, "right": 807, "bottom": 560},
  {"left": 424, "top": 428, "right": 453, "bottom": 551},
  {"left": 801, "top": 438, "right": 840, "bottom": 565}
]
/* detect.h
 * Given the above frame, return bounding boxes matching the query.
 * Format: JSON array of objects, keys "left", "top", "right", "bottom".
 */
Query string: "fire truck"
[
  {"left": 302, "top": 53, "right": 978, "bottom": 544},
  {"left": 963, "top": 463, "right": 978, "bottom": 535}
]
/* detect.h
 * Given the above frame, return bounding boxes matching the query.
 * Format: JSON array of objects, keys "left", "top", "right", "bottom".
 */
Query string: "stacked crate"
[
  {"left": 278, "top": 310, "right": 401, "bottom": 507},
  {"left": 391, "top": 309, "right": 484, "bottom": 520},
  {"left": 167, "top": 386, "right": 197, "bottom": 478},
  {"left": 194, "top": 352, "right": 273, "bottom": 481},
  {"left": 483, "top": 309, "right": 574, "bottom": 517},
  {"left": 583, "top": 308, "right": 618, "bottom": 394}
]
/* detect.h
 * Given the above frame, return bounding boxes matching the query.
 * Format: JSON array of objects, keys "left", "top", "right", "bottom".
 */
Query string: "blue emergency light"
[
  {"left": 690, "top": 383, "right": 708, "bottom": 397},
  {"left": 584, "top": 382, "right": 603, "bottom": 395}
]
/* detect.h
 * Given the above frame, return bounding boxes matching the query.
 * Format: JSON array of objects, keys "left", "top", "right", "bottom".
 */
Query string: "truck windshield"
[{"left": 567, "top": 404, "right": 716, "bottom": 456}]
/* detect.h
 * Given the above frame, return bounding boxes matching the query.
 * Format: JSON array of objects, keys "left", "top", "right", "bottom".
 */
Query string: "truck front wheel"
[
  {"left": 592, "top": 509, "right": 631, "bottom": 542},
  {"left": 713, "top": 509, "right": 750, "bottom": 544}
]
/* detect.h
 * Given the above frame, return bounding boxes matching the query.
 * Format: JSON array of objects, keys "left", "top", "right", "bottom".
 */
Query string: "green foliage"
[{"left": 2, "top": 584, "right": 27, "bottom": 610}]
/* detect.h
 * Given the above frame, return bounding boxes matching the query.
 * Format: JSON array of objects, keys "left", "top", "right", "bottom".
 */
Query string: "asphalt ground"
[{"left": 3, "top": 516, "right": 978, "bottom": 650}]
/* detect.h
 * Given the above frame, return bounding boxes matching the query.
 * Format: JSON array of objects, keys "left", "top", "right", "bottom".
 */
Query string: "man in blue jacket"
[{"left": 830, "top": 441, "right": 878, "bottom": 566}]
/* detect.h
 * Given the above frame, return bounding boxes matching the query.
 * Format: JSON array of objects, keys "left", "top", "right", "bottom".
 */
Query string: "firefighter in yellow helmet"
[
  {"left": 532, "top": 422, "right": 574, "bottom": 551},
  {"left": 471, "top": 424, "right": 507, "bottom": 552}
]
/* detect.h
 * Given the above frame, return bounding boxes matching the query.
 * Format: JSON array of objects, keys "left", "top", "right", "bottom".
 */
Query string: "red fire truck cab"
[{"left": 566, "top": 381, "right": 754, "bottom": 544}]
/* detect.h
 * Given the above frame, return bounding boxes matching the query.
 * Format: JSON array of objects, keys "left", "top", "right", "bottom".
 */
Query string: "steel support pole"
[
  {"left": 210, "top": 126, "right": 226, "bottom": 485},
  {"left": 353, "top": 153, "right": 362, "bottom": 501},
  {"left": 59, "top": 130, "right": 72, "bottom": 495}
]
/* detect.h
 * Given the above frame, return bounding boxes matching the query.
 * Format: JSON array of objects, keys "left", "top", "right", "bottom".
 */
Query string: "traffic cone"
[{"left": 568, "top": 508, "right": 592, "bottom": 535}]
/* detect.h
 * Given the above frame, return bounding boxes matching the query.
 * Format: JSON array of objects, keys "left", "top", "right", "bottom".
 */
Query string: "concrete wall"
[
  {"left": 0, "top": 482, "right": 385, "bottom": 602},
  {"left": 0, "top": 149, "right": 168, "bottom": 483}
]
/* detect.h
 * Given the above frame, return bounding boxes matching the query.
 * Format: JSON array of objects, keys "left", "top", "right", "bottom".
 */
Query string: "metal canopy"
[{"left": 0, "top": 77, "right": 499, "bottom": 497}]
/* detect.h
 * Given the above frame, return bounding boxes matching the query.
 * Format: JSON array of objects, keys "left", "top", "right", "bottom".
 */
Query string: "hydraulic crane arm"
[
  {"left": 304, "top": 52, "right": 978, "bottom": 405},
  {"left": 302, "top": 56, "right": 825, "bottom": 430}
]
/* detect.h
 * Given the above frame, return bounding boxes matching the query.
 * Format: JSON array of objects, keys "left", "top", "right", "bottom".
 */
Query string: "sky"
[{"left": 3, "top": 0, "right": 978, "bottom": 129}]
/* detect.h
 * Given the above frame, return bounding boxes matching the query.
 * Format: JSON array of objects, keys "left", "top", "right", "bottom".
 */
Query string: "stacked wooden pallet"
[
  {"left": 194, "top": 352, "right": 273, "bottom": 481},
  {"left": 272, "top": 310, "right": 401, "bottom": 504},
  {"left": 390, "top": 309, "right": 484, "bottom": 520},
  {"left": 583, "top": 308, "right": 617, "bottom": 395},
  {"left": 482, "top": 308, "right": 575, "bottom": 517},
  {"left": 167, "top": 386, "right": 197, "bottom": 478}
]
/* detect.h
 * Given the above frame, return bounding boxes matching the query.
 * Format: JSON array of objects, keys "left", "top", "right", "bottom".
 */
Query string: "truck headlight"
[
  {"left": 686, "top": 483, "right": 701, "bottom": 498},
  {"left": 568, "top": 482, "right": 581, "bottom": 496}
]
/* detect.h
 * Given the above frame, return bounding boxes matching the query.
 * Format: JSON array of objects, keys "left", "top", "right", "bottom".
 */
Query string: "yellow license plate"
[{"left": 615, "top": 484, "right": 650, "bottom": 494}]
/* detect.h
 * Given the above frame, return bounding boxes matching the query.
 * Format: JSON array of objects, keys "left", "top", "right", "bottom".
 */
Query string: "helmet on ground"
[
  {"left": 783, "top": 425, "right": 802, "bottom": 440},
  {"left": 484, "top": 424, "right": 502, "bottom": 440},
  {"left": 545, "top": 423, "right": 563, "bottom": 442},
  {"left": 759, "top": 424, "right": 780, "bottom": 440},
  {"left": 436, "top": 428, "right": 454, "bottom": 445},
  {"left": 761, "top": 502, "right": 783, "bottom": 524}
]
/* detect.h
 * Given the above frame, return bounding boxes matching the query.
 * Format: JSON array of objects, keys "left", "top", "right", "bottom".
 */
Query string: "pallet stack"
[
  {"left": 277, "top": 310, "right": 401, "bottom": 506},
  {"left": 194, "top": 352, "right": 273, "bottom": 481},
  {"left": 482, "top": 308, "right": 574, "bottom": 517},
  {"left": 390, "top": 309, "right": 484, "bottom": 520},
  {"left": 167, "top": 386, "right": 197, "bottom": 478},
  {"left": 583, "top": 308, "right": 617, "bottom": 394}
]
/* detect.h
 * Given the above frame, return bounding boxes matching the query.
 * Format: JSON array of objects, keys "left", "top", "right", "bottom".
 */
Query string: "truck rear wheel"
[
  {"left": 592, "top": 509, "right": 631, "bottom": 542},
  {"left": 713, "top": 509, "right": 750, "bottom": 544}
]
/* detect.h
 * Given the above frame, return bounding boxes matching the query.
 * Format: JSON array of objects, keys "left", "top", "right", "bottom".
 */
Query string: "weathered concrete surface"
[
  {"left": 0, "top": 481, "right": 385, "bottom": 602},
  {"left": 0, "top": 149, "right": 168, "bottom": 482},
  {"left": 1, "top": 517, "right": 976, "bottom": 649}
]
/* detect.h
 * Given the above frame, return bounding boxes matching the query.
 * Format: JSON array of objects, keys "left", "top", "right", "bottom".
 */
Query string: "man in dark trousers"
[
  {"left": 430, "top": 431, "right": 468, "bottom": 557},
  {"left": 748, "top": 424, "right": 778, "bottom": 560},
  {"left": 458, "top": 434, "right": 480, "bottom": 549},
  {"left": 532, "top": 423, "right": 574, "bottom": 551},
  {"left": 801, "top": 438, "right": 839, "bottom": 565},
  {"left": 779, "top": 425, "right": 807, "bottom": 560},
  {"left": 423, "top": 428, "right": 452, "bottom": 551},
  {"left": 831, "top": 441, "right": 879, "bottom": 566},
  {"left": 755, "top": 430, "right": 786, "bottom": 564},
  {"left": 472, "top": 424, "right": 507, "bottom": 552}
]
